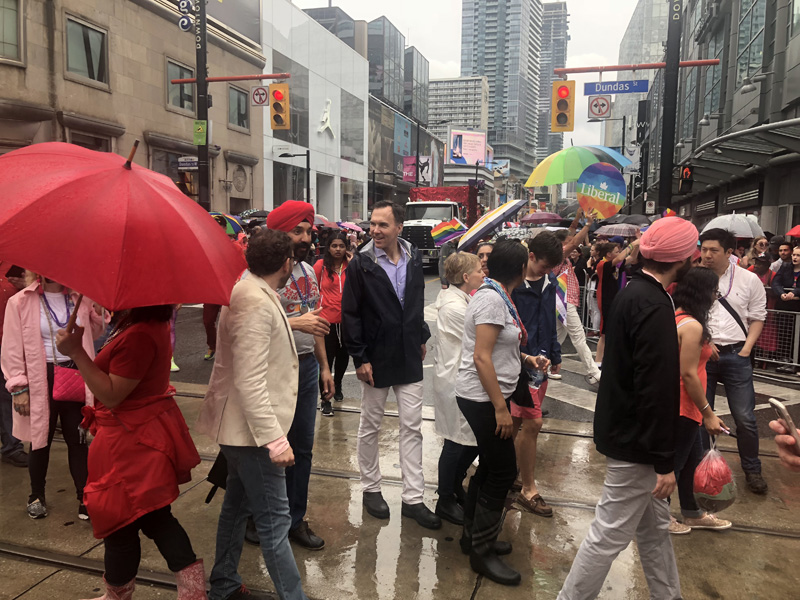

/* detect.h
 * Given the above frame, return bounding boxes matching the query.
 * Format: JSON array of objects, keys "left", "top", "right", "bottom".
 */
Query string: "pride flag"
[
  {"left": 555, "top": 271, "right": 569, "bottom": 324},
  {"left": 431, "top": 218, "right": 467, "bottom": 246},
  {"left": 662, "top": 208, "right": 677, "bottom": 218}
]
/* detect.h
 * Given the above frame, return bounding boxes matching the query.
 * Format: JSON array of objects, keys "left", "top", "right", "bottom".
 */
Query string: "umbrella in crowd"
[
  {"left": 621, "top": 214, "right": 652, "bottom": 226},
  {"left": 524, "top": 146, "right": 633, "bottom": 188},
  {"left": 238, "top": 208, "right": 269, "bottom": 219},
  {"left": 559, "top": 201, "right": 580, "bottom": 218},
  {"left": 458, "top": 200, "right": 527, "bottom": 251},
  {"left": 209, "top": 212, "right": 244, "bottom": 236},
  {"left": 314, "top": 215, "right": 340, "bottom": 229},
  {"left": 594, "top": 223, "right": 641, "bottom": 238},
  {"left": 0, "top": 142, "right": 246, "bottom": 310},
  {"left": 786, "top": 224, "right": 800, "bottom": 237},
  {"left": 520, "top": 211, "right": 562, "bottom": 225},
  {"left": 338, "top": 221, "right": 363, "bottom": 232},
  {"left": 702, "top": 214, "right": 764, "bottom": 238}
]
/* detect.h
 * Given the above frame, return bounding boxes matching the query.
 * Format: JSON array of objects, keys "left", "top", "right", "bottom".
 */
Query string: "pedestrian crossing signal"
[
  {"left": 679, "top": 165, "right": 694, "bottom": 194},
  {"left": 551, "top": 80, "right": 575, "bottom": 133},
  {"left": 269, "top": 83, "right": 290, "bottom": 131}
]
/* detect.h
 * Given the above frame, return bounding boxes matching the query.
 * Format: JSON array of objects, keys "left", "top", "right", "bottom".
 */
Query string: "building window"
[
  {"left": 792, "top": 0, "right": 800, "bottom": 37},
  {"left": 69, "top": 131, "right": 110, "bottom": 152},
  {"left": 228, "top": 86, "right": 249, "bottom": 131},
  {"left": 704, "top": 28, "right": 724, "bottom": 117},
  {"left": 736, "top": 0, "right": 766, "bottom": 85},
  {"left": 272, "top": 51, "right": 310, "bottom": 148},
  {"left": 0, "top": 0, "right": 21, "bottom": 62},
  {"left": 66, "top": 16, "right": 108, "bottom": 84},
  {"left": 341, "top": 89, "right": 364, "bottom": 165},
  {"left": 167, "top": 60, "right": 194, "bottom": 114}
]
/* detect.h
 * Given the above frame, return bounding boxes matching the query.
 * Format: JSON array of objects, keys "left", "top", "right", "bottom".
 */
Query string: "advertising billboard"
[
  {"left": 492, "top": 159, "right": 510, "bottom": 178},
  {"left": 449, "top": 129, "right": 487, "bottom": 166},
  {"left": 394, "top": 115, "right": 412, "bottom": 157},
  {"left": 403, "top": 156, "right": 433, "bottom": 183}
]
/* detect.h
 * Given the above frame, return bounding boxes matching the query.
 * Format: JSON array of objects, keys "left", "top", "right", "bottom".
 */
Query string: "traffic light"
[
  {"left": 679, "top": 165, "right": 694, "bottom": 194},
  {"left": 269, "top": 83, "right": 290, "bottom": 130},
  {"left": 551, "top": 80, "right": 575, "bottom": 133}
]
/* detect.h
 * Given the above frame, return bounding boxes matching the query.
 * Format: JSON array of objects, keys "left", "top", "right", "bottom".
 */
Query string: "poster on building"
[
  {"left": 449, "top": 129, "right": 487, "bottom": 166},
  {"left": 394, "top": 115, "right": 412, "bottom": 157},
  {"left": 402, "top": 157, "right": 416, "bottom": 182},
  {"left": 492, "top": 159, "right": 510, "bottom": 178},
  {"left": 403, "top": 156, "right": 433, "bottom": 184}
]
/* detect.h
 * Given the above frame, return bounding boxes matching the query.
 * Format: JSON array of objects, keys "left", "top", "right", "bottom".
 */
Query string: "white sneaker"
[
  {"left": 548, "top": 370, "right": 562, "bottom": 380},
  {"left": 684, "top": 513, "right": 732, "bottom": 530},
  {"left": 668, "top": 516, "right": 691, "bottom": 535}
]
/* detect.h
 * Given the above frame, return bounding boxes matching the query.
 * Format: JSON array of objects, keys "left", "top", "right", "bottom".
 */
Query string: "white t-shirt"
[
  {"left": 278, "top": 261, "right": 321, "bottom": 355},
  {"left": 39, "top": 292, "right": 73, "bottom": 363},
  {"left": 455, "top": 287, "right": 522, "bottom": 402}
]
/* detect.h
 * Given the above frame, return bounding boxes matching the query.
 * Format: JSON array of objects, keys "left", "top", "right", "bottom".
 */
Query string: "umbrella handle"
[
  {"left": 67, "top": 295, "right": 84, "bottom": 333},
  {"left": 123, "top": 140, "right": 140, "bottom": 170}
]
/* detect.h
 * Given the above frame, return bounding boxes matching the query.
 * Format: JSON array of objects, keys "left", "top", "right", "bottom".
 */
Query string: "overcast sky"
[{"left": 293, "top": 0, "right": 639, "bottom": 147}]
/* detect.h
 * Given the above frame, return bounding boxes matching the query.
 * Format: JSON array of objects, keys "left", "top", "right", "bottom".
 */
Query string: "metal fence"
[{"left": 571, "top": 272, "right": 799, "bottom": 372}]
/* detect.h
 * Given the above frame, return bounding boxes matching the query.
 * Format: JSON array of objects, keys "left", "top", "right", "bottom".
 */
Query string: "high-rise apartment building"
[
  {"left": 604, "top": 0, "right": 669, "bottom": 149},
  {"left": 367, "top": 16, "right": 406, "bottom": 111},
  {"left": 302, "top": 7, "right": 367, "bottom": 57},
  {"left": 404, "top": 47, "right": 429, "bottom": 123},
  {"left": 461, "top": 0, "right": 543, "bottom": 179},
  {"left": 537, "top": 2, "right": 569, "bottom": 161},
  {"left": 428, "top": 77, "right": 489, "bottom": 140}
]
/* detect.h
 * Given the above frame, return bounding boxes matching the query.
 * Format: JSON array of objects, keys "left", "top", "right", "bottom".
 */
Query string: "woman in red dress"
[{"left": 56, "top": 305, "right": 205, "bottom": 600}]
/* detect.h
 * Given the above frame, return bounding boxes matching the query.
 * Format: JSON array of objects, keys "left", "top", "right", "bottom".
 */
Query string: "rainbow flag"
[
  {"left": 555, "top": 271, "right": 569, "bottom": 324},
  {"left": 662, "top": 208, "right": 677, "bottom": 218},
  {"left": 431, "top": 218, "right": 467, "bottom": 246}
]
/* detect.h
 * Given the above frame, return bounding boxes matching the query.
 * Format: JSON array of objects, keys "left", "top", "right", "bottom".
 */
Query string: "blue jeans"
[
  {"left": 704, "top": 350, "right": 761, "bottom": 473},
  {"left": 285, "top": 355, "right": 319, "bottom": 530},
  {"left": 0, "top": 355, "right": 23, "bottom": 457},
  {"left": 209, "top": 445, "right": 307, "bottom": 600}
]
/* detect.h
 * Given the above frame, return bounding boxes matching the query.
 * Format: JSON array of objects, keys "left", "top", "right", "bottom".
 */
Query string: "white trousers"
[
  {"left": 358, "top": 381, "right": 425, "bottom": 504},
  {"left": 557, "top": 303, "right": 602, "bottom": 379},
  {"left": 558, "top": 459, "right": 682, "bottom": 600}
]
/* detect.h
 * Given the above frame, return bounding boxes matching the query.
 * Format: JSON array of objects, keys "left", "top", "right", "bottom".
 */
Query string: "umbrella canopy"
[
  {"left": 559, "top": 201, "right": 580, "bottom": 218},
  {"left": 209, "top": 212, "right": 244, "bottom": 236},
  {"left": 603, "top": 213, "right": 628, "bottom": 224},
  {"left": 314, "top": 215, "right": 340, "bottom": 228},
  {"left": 584, "top": 146, "right": 633, "bottom": 169},
  {"left": 702, "top": 214, "right": 763, "bottom": 238},
  {"left": 594, "top": 223, "right": 641, "bottom": 237},
  {"left": 458, "top": 200, "right": 527, "bottom": 251},
  {"left": 338, "top": 221, "right": 364, "bottom": 232},
  {"left": 524, "top": 146, "right": 632, "bottom": 188},
  {"left": 239, "top": 208, "right": 269, "bottom": 219},
  {"left": 0, "top": 142, "right": 246, "bottom": 310},
  {"left": 787, "top": 224, "right": 800, "bottom": 237},
  {"left": 520, "top": 212, "right": 562, "bottom": 225}
]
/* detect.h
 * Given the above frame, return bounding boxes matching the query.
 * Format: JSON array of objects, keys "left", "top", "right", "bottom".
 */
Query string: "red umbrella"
[
  {"left": 0, "top": 142, "right": 246, "bottom": 311},
  {"left": 520, "top": 211, "right": 563, "bottom": 225},
  {"left": 787, "top": 224, "right": 800, "bottom": 237}
]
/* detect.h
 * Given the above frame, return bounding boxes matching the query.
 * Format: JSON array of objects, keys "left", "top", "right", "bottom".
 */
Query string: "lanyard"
[
  {"left": 290, "top": 263, "right": 313, "bottom": 310},
  {"left": 720, "top": 266, "right": 735, "bottom": 300},
  {"left": 42, "top": 292, "right": 71, "bottom": 328},
  {"left": 482, "top": 277, "right": 528, "bottom": 346}
]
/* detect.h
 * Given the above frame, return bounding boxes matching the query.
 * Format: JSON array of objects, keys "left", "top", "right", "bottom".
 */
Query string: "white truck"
[{"left": 401, "top": 201, "right": 464, "bottom": 268}]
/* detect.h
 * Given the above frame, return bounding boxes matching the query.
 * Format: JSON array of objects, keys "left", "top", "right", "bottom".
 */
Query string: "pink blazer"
[{"left": 1, "top": 283, "right": 106, "bottom": 450}]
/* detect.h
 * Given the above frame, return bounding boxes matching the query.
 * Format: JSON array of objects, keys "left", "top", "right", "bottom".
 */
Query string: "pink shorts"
[{"left": 510, "top": 380, "right": 548, "bottom": 420}]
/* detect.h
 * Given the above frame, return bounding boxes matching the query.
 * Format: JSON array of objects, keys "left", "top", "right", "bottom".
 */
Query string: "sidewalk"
[{"left": 2, "top": 380, "right": 800, "bottom": 599}]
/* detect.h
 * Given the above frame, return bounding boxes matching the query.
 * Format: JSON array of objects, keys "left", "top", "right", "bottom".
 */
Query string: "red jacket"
[{"left": 313, "top": 260, "right": 347, "bottom": 325}]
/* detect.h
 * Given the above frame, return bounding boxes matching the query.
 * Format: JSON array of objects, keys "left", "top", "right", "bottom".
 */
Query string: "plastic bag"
[{"left": 693, "top": 442, "right": 737, "bottom": 513}]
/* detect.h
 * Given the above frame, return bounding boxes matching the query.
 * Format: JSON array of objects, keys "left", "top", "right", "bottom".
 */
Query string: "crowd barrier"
[{"left": 572, "top": 272, "right": 798, "bottom": 372}]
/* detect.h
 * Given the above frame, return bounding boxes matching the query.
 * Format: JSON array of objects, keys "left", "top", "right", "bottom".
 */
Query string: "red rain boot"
[
  {"left": 81, "top": 577, "right": 136, "bottom": 600},
  {"left": 174, "top": 559, "right": 208, "bottom": 599}
]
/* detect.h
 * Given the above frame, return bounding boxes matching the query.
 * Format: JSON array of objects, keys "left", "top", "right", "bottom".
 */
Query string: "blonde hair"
[{"left": 445, "top": 252, "right": 481, "bottom": 286}]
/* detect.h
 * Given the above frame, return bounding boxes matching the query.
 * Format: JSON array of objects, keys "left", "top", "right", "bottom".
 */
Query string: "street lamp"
[
  {"left": 698, "top": 112, "right": 723, "bottom": 127},
  {"left": 675, "top": 138, "right": 695, "bottom": 149},
  {"left": 279, "top": 150, "right": 311, "bottom": 206},
  {"left": 370, "top": 170, "right": 399, "bottom": 205},
  {"left": 415, "top": 119, "right": 450, "bottom": 187},
  {"left": 742, "top": 72, "right": 774, "bottom": 94}
]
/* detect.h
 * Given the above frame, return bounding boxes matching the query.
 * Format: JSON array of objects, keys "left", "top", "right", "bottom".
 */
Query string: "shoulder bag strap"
[
  {"left": 718, "top": 297, "right": 748, "bottom": 338},
  {"left": 40, "top": 296, "right": 60, "bottom": 362}
]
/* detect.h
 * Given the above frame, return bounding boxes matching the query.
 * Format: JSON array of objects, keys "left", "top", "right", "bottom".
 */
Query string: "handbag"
[{"left": 42, "top": 296, "right": 86, "bottom": 403}]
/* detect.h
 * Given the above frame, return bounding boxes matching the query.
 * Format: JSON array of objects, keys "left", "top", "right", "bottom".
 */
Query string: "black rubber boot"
[
  {"left": 468, "top": 498, "right": 521, "bottom": 586},
  {"left": 460, "top": 478, "right": 512, "bottom": 556}
]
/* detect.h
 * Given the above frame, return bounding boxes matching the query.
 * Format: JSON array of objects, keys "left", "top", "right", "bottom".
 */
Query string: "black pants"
[
  {"left": 437, "top": 439, "right": 479, "bottom": 500},
  {"left": 28, "top": 362, "right": 88, "bottom": 503},
  {"left": 457, "top": 397, "right": 517, "bottom": 510},
  {"left": 103, "top": 505, "right": 196, "bottom": 586},
  {"left": 673, "top": 416, "right": 704, "bottom": 517},
  {"left": 320, "top": 323, "right": 349, "bottom": 396}
]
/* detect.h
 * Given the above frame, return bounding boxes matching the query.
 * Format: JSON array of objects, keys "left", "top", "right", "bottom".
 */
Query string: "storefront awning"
[{"left": 678, "top": 118, "right": 800, "bottom": 195}]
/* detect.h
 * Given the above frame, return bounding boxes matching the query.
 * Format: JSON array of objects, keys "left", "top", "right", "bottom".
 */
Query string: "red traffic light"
[
  {"left": 557, "top": 85, "right": 570, "bottom": 99},
  {"left": 272, "top": 89, "right": 285, "bottom": 101}
]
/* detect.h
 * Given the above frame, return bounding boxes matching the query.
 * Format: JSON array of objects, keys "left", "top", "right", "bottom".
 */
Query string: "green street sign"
[{"left": 193, "top": 120, "right": 207, "bottom": 145}]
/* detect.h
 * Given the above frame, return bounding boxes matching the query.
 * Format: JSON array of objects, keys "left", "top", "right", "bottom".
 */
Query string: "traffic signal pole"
[
  {"left": 195, "top": 0, "right": 209, "bottom": 211},
  {"left": 658, "top": 1, "right": 683, "bottom": 209}
]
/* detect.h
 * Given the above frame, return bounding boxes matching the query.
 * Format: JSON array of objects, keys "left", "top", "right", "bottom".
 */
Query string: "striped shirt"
[{"left": 553, "top": 259, "right": 581, "bottom": 307}]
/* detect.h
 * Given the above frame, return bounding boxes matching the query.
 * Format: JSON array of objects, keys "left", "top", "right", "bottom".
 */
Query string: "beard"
[
  {"left": 293, "top": 243, "right": 310, "bottom": 262},
  {"left": 674, "top": 258, "right": 693, "bottom": 283}
]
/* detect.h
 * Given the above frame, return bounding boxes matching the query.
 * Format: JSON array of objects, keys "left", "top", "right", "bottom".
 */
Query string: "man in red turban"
[{"left": 267, "top": 199, "right": 334, "bottom": 551}]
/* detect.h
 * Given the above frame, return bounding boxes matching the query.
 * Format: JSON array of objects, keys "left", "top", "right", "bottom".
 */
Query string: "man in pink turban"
[{"left": 558, "top": 216, "right": 698, "bottom": 600}]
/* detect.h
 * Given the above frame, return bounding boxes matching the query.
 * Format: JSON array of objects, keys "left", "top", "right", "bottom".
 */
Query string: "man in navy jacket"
[
  {"left": 511, "top": 232, "right": 563, "bottom": 518},
  {"left": 342, "top": 201, "right": 439, "bottom": 529}
]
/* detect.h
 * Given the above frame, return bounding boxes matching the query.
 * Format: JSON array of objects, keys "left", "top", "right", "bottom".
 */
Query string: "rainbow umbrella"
[
  {"left": 431, "top": 218, "right": 467, "bottom": 246},
  {"left": 458, "top": 200, "right": 527, "bottom": 251},
  {"left": 209, "top": 212, "right": 244, "bottom": 236},
  {"left": 524, "top": 146, "right": 632, "bottom": 188}
]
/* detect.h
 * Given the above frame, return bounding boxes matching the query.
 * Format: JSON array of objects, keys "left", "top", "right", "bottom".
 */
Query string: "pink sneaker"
[
  {"left": 668, "top": 516, "right": 691, "bottom": 535},
  {"left": 684, "top": 513, "right": 732, "bottom": 530}
]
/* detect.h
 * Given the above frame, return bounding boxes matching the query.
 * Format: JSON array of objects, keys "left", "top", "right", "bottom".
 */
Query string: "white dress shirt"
[{"left": 708, "top": 264, "right": 767, "bottom": 346}]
